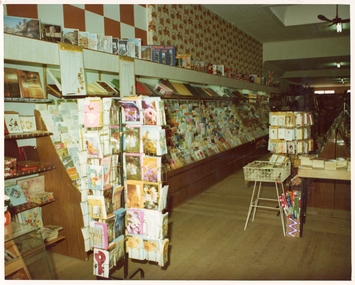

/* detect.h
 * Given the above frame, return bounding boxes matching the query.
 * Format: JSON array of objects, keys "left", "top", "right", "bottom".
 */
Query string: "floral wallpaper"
[{"left": 147, "top": 4, "right": 263, "bottom": 77}]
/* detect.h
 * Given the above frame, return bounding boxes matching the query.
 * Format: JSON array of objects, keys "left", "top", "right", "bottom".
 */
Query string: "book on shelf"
[
  {"left": 62, "top": 27, "right": 79, "bottom": 45},
  {"left": 112, "top": 37, "right": 119, "bottom": 55},
  {"left": 127, "top": 38, "right": 142, "bottom": 59},
  {"left": 41, "top": 23, "right": 62, "bottom": 43},
  {"left": 4, "top": 15, "right": 40, "bottom": 39},
  {"left": 88, "top": 33, "right": 98, "bottom": 50},
  {"left": 17, "top": 69, "right": 44, "bottom": 99},
  {"left": 41, "top": 225, "right": 63, "bottom": 241},
  {"left": 94, "top": 81, "right": 118, "bottom": 95},
  {"left": 312, "top": 157, "right": 325, "bottom": 169},
  {"left": 170, "top": 82, "right": 193, "bottom": 96},
  {"left": 117, "top": 39, "right": 128, "bottom": 56},
  {"left": 78, "top": 31, "right": 89, "bottom": 48},
  {"left": 4, "top": 68, "right": 21, "bottom": 98},
  {"left": 322, "top": 159, "right": 338, "bottom": 171}
]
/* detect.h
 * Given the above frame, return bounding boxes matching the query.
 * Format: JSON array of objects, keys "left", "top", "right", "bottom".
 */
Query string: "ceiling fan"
[{"left": 317, "top": 5, "right": 350, "bottom": 31}]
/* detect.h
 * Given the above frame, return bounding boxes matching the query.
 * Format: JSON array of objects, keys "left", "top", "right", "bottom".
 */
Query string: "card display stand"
[{"left": 243, "top": 160, "right": 291, "bottom": 236}]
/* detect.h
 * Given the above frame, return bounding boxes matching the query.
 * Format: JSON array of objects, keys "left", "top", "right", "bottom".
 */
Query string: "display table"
[
  {"left": 297, "top": 166, "right": 351, "bottom": 226},
  {"left": 297, "top": 167, "right": 350, "bottom": 181}
]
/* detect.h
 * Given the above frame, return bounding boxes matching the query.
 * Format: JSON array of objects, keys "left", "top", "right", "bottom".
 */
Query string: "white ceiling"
[{"left": 203, "top": 4, "right": 351, "bottom": 89}]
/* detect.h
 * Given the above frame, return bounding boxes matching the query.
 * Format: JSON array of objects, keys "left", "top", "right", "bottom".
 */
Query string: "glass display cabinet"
[{"left": 4, "top": 222, "right": 53, "bottom": 280}]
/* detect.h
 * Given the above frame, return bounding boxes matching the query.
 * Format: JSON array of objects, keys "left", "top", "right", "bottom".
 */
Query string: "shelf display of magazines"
[
  {"left": 121, "top": 96, "right": 169, "bottom": 267},
  {"left": 163, "top": 100, "right": 269, "bottom": 170}
]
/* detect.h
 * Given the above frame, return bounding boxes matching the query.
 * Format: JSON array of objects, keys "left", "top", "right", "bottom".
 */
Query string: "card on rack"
[
  {"left": 88, "top": 164, "right": 104, "bottom": 191},
  {"left": 112, "top": 185, "right": 124, "bottom": 211},
  {"left": 87, "top": 195, "right": 107, "bottom": 219},
  {"left": 62, "top": 28, "right": 79, "bottom": 45},
  {"left": 141, "top": 125, "right": 167, "bottom": 156},
  {"left": 125, "top": 180, "right": 143, "bottom": 209},
  {"left": 143, "top": 238, "right": 160, "bottom": 263},
  {"left": 124, "top": 125, "right": 141, "bottom": 153},
  {"left": 101, "top": 156, "right": 112, "bottom": 189},
  {"left": 142, "top": 182, "right": 161, "bottom": 210},
  {"left": 143, "top": 210, "right": 168, "bottom": 239},
  {"left": 103, "top": 186, "right": 114, "bottom": 217},
  {"left": 126, "top": 234, "right": 144, "bottom": 260},
  {"left": 84, "top": 131, "right": 103, "bottom": 158},
  {"left": 126, "top": 208, "right": 144, "bottom": 235},
  {"left": 93, "top": 247, "right": 110, "bottom": 278},
  {"left": 90, "top": 220, "right": 108, "bottom": 249},
  {"left": 84, "top": 97, "right": 103, "bottom": 128},
  {"left": 158, "top": 238, "right": 169, "bottom": 267},
  {"left": 113, "top": 208, "right": 126, "bottom": 238},
  {"left": 124, "top": 153, "right": 143, "bottom": 181},
  {"left": 121, "top": 98, "right": 143, "bottom": 124},
  {"left": 142, "top": 156, "right": 162, "bottom": 183}
]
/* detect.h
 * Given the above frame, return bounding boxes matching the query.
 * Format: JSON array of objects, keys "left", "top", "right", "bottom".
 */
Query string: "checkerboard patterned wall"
[
  {"left": 4, "top": 4, "right": 148, "bottom": 44},
  {"left": 4, "top": 4, "right": 263, "bottom": 77}
]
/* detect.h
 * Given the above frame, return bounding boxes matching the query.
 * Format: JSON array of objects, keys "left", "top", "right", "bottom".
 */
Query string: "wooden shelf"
[
  {"left": 5, "top": 164, "right": 56, "bottom": 180},
  {"left": 22, "top": 235, "right": 66, "bottom": 258},
  {"left": 5, "top": 130, "right": 53, "bottom": 140},
  {"left": 4, "top": 33, "right": 280, "bottom": 94},
  {"left": 9, "top": 198, "right": 56, "bottom": 215},
  {"left": 4, "top": 97, "right": 52, "bottom": 103}
]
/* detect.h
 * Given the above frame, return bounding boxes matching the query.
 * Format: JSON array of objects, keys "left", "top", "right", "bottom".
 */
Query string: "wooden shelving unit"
[{"left": 4, "top": 33, "right": 278, "bottom": 260}]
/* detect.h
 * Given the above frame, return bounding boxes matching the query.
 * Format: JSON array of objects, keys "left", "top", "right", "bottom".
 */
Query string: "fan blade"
[
  {"left": 322, "top": 23, "right": 335, "bottom": 28},
  {"left": 340, "top": 18, "right": 350, "bottom": 23},
  {"left": 318, "top": 15, "right": 333, "bottom": 22}
]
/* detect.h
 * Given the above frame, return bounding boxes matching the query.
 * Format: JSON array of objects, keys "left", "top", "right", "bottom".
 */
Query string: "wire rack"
[{"left": 243, "top": 161, "right": 291, "bottom": 183}]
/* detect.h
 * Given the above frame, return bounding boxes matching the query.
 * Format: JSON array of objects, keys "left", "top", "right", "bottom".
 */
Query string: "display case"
[{"left": 4, "top": 222, "right": 53, "bottom": 280}]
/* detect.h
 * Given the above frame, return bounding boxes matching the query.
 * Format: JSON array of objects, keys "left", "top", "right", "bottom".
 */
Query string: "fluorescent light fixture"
[{"left": 337, "top": 22, "right": 342, "bottom": 33}]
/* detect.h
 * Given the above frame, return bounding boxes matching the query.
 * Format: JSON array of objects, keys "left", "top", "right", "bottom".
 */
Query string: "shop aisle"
[{"left": 46, "top": 162, "right": 351, "bottom": 280}]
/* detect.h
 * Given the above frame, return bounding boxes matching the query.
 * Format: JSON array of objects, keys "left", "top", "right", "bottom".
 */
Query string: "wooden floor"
[{"left": 44, "top": 164, "right": 351, "bottom": 281}]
